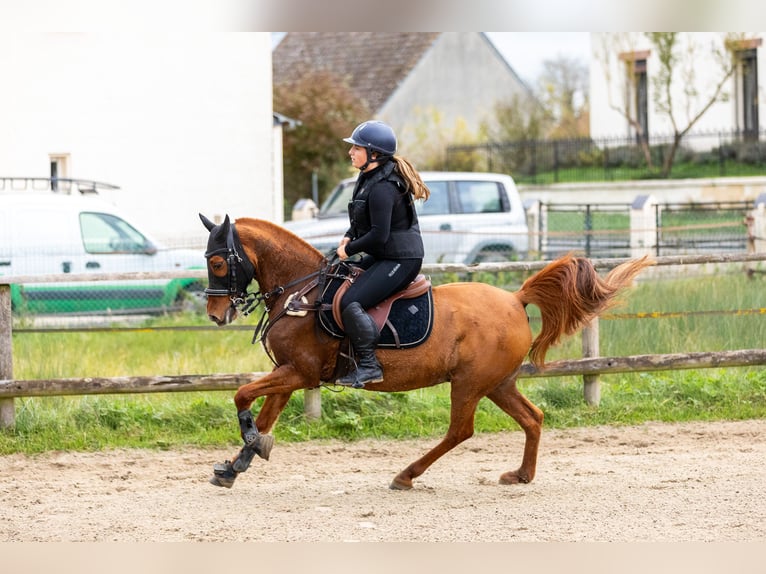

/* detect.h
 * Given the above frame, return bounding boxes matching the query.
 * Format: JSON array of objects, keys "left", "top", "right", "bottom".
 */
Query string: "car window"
[
  {"left": 319, "top": 181, "right": 355, "bottom": 218},
  {"left": 416, "top": 181, "right": 449, "bottom": 215},
  {"left": 80, "top": 212, "right": 153, "bottom": 254},
  {"left": 456, "top": 181, "right": 503, "bottom": 214}
]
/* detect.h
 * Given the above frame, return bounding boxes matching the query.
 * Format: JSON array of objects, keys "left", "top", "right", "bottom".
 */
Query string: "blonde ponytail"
[{"left": 392, "top": 156, "right": 430, "bottom": 201}]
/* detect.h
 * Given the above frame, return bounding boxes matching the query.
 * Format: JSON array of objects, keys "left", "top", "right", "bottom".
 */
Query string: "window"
[
  {"left": 738, "top": 47, "right": 759, "bottom": 141},
  {"left": 455, "top": 181, "right": 503, "bottom": 214},
  {"left": 49, "top": 153, "right": 69, "bottom": 192},
  {"left": 634, "top": 59, "right": 649, "bottom": 143},
  {"left": 416, "top": 181, "right": 449, "bottom": 215},
  {"left": 80, "top": 212, "right": 154, "bottom": 254},
  {"left": 620, "top": 51, "right": 650, "bottom": 143}
]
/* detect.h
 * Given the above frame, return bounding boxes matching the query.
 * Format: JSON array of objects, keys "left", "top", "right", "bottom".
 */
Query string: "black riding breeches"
[{"left": 340, "top": 256, "right": 422, "bottom": 312}]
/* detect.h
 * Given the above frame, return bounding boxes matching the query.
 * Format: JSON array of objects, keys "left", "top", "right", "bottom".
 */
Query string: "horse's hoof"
[
  {"left": 209, "top": 474, "right": 235, "bottom": 488},
  {"left": 210, "top": 461, "right": 237, "bottom": 488},
  {"left": 499, "top": 471, "right": 530, "bottom": 485},
  {"left": 389, "top": 477, "right": 413, "bottom": 490},
  {"left": 256, "top": 433, "right": 275, "bottom": 461}
]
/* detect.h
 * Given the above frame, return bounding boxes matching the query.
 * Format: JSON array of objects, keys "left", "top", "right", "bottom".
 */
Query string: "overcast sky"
[{"left": 485, "top": 32, "right": 591, "bottom": 86}]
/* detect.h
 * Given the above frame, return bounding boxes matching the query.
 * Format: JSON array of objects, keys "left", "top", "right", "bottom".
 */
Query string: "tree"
[
  {"left": 399, "top": 107, "right": 486, "bottom": 171},
  {"left": 647, "top": 32, "right": 741, "bottom": 177},
  {"left": 537, "top": 55, "right": 590, "bottom": 139},
  {"left": 274, "top": 70, "right": 370, "bottom": 218},
  {"left": 596, "top": 32, "right": 743, "bottom": 177}
]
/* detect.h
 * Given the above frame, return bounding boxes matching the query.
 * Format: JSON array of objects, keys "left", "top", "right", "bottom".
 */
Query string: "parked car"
[
  {"left": 284, "top": 171, "right": 529, "bottom": 264},
  {"left": 0, "top": 178, "right": 203, "bottom": 315}
]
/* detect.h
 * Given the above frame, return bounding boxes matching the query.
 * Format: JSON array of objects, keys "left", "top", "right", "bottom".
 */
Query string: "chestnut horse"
[{"left": 200, "top": 214, "right": 651, "bottom": 490}]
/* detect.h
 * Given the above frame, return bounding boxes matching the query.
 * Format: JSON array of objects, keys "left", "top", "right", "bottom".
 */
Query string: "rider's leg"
[
  {"left": 336, "top": 302, "right": 383, "bottom": 388},
  {"left": 335, "top": 258, "right": 420, "bottom": 388}
]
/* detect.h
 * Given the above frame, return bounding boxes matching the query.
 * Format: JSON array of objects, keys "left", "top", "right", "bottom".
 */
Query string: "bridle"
[
  {"left": 203, "top": 220, "right": 346, "bottom": 362},
  {"left": 203, "top": 220, "right": 259, "bottom": 313}
]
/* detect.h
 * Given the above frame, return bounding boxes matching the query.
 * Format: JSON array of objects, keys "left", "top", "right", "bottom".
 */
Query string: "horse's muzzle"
[{"left": 207, "top": 301, "right": 239, "bottom": 326}]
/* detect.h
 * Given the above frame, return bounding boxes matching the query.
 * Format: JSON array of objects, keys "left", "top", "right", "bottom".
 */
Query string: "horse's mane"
[{"left": 234, "top": 217, "right": 325, "bottom": 275}]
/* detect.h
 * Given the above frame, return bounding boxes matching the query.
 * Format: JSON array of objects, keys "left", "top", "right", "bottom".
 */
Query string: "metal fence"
[
  {"left": 5, "top": 198, "right": 760, "bottom": 317},
  {"left": 536, "top": 200, "right": 754, "bottom": 259},
  {"left": 446, "top": 129, "right": 766, "bottom": 184}
]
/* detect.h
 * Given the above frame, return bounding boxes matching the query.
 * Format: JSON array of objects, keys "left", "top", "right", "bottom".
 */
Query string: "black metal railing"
[{"left": 446, "top": 129, "right": 766, "bottom": 184}]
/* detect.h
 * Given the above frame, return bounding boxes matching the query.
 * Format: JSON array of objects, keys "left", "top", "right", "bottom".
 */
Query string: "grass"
[{"left": 2, "top": 270, "right": 765, "bottom": 455}]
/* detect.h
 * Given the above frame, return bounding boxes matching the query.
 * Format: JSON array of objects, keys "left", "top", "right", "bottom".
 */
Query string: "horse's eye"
[{"left": 209, "top": 256, "right": 228, "bottom": 277}]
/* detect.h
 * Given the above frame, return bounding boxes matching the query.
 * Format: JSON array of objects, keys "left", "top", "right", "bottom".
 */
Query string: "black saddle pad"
[{"left": 317, "top": 269, "right": 434, "bottom": 349}]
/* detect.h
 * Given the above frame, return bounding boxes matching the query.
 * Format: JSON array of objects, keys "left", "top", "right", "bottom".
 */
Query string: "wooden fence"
[{"left": 2, "top": 253, "right": 766, "bottom": 429}]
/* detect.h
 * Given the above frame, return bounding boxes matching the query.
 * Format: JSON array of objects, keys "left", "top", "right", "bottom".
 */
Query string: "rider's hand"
[{"left": 336, "top": 244, "right": 348, "bottom": 260}]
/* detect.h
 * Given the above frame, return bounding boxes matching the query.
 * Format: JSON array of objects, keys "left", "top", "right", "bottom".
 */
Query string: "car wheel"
[{"left": 177, "top": 281, "right": 207, "bottom": 313}]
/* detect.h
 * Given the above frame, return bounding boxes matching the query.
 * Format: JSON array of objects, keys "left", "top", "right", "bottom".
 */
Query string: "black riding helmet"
[{"left": 343, "top": 121, "right": 397, "bottom": 170}]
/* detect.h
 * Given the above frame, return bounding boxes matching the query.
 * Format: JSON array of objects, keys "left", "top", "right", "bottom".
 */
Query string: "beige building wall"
[
  {"left": 378, "top": 32, "right": 531, "bottom": 153},
  {"left": 590, "top": 32, "right": 765, "bottom": 141}
]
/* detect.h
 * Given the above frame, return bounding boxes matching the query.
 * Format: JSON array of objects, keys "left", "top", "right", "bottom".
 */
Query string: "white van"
[
  {"left": 284, "top": 171, "right": 529, "bottom": 264},
  {"left": 0, "top": 178, "right": 203, "bottom": 314}
]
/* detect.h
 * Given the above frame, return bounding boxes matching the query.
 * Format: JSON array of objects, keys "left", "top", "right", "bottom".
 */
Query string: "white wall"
[
  {"left": 0, "top": 33, "right": 274, "bottom": 246},
  {"left": 590, "top": 32, "right": 765, "bottom": 140}
]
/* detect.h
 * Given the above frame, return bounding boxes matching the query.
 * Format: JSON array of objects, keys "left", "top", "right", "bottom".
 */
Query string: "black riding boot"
[{"left": 336, "top": 302, "right": 383, "bottom": 388}]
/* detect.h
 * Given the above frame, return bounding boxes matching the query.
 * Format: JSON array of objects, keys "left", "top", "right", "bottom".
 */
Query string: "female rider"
[{"left": 335, "top": 120, "right": 430, "bottom": 388}]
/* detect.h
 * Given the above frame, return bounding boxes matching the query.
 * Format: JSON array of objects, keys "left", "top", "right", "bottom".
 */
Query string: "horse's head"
[{"left": 200, "top": 213, "right": 256, "bottom": 326}]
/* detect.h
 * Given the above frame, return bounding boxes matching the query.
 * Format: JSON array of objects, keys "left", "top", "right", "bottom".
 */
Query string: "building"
[
  {"left": 272, "top": 32, "right": 534, "bottom": 153},
  {"left": 590, "top": 32, "right": 764, "bottom": 142},
  {"left": 0, "top": 33, "right": 275, "bottom": 245}
]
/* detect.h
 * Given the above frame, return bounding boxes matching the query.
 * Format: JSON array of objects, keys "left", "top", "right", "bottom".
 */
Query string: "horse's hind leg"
[
  {"left": 390, "top": 389, "right": 481, "bottom": 491},
  {"left": 487, "top": 375, "right": 544, "bottom": 484}
]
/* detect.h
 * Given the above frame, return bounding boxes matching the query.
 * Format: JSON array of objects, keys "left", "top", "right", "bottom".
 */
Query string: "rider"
[{"left": 335, "top": 120, "right": 430, "bottom": 388}]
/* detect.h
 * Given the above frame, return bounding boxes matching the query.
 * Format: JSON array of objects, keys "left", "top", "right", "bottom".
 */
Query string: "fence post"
[
  {"left": 304, "top": 388, "right": 321, "bottom": 421},
  {"left": 0, "top": 284, "right": 14, "bottom": 429},
  {"left": 523, "top": 199, "right": 541, "bottom": 258},
  {"left": 630, "top": 194, "right": 658, "bottom": 258},
  {"left": 750, "top": 193, "right": 766, "bottom": 254},
  {"left": 582, "top": 318, "right": 600, "bottom": 406}
]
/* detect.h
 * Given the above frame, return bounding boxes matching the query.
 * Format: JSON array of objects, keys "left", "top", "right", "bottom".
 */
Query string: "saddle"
[
  {"left": 331, "top": 268, "right": 431, "bottom": 332},
  {"left": 314, "top": 264, "right": 435, "bottom": 349}
]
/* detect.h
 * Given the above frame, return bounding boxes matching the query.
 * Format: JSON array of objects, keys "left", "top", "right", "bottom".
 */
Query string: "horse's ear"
[
  {"left": 215, "top": 214, "right": 231, "bottom": 242},
  {"left": 199, "top": 213, "right": 216, "bottom": 231}
]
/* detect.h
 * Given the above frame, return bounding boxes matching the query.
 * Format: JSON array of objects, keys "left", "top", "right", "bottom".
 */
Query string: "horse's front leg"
[{"left": 210, "top": 365, "right": 315, "bottom": 488}]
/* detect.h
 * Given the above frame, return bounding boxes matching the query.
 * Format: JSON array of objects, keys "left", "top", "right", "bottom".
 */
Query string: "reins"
[
  {"left": 203, "top": 219, "right": 350, "bottom": 367},
  {"left": 245, "top": 255, "right": 348, "bottom": 366}
]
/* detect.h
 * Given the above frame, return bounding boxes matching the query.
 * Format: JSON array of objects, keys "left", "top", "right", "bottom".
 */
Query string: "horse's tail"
[{"left": 517, "top": 254, "right": 653, "bottom": 368}]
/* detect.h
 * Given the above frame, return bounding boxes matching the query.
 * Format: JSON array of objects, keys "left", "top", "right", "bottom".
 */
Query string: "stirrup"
[{"left": 336, "top": 367, "right": 383, "bottom": 389}]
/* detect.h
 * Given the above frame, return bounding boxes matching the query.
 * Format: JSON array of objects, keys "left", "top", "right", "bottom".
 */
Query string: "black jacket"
[{"left": 344, "top": 161, "right": 424, "bottom": 260}]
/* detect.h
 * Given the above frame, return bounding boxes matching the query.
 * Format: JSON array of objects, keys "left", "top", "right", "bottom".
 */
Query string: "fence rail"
[{"left": 2, "top": 252, "right": 766, "bottom": 429}]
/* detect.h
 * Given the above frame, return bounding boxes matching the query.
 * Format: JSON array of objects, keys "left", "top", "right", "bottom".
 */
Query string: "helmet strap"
[{"left": 358, "top": 150, "right": 391, "bottom": 172}]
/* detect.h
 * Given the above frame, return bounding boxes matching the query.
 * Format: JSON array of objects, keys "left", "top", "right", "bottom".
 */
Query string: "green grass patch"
[{"left": 3, "top": 271, "right": 765, "bottom": 455}]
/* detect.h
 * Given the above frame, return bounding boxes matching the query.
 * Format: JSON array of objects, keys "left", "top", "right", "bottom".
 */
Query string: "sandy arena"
[{"left": 1, "top": 419, "right": 764, "bottom": 542}]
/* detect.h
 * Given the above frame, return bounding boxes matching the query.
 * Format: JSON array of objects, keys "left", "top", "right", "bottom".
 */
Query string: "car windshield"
[{"left": 319, "top": 181, "right": 355, "bottom": 218}]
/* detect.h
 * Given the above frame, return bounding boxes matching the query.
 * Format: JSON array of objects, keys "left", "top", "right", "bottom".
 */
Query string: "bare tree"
[
  {"left": 537, "top": 55, "right": 590, "bottom": 139},
  {"left": 274, "top": 70, "right": 369, "bottom": 217},
  {"left": 647, "top": 32, "right": 742, "bottom": 177},
  {"left": 596, "top": 32, "right": 745, "bottom": 177}
]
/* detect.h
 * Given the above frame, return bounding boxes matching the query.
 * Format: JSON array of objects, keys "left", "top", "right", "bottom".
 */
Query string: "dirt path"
[{"left": 1, "top": 419, "right": 764, "bottom": 542}]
